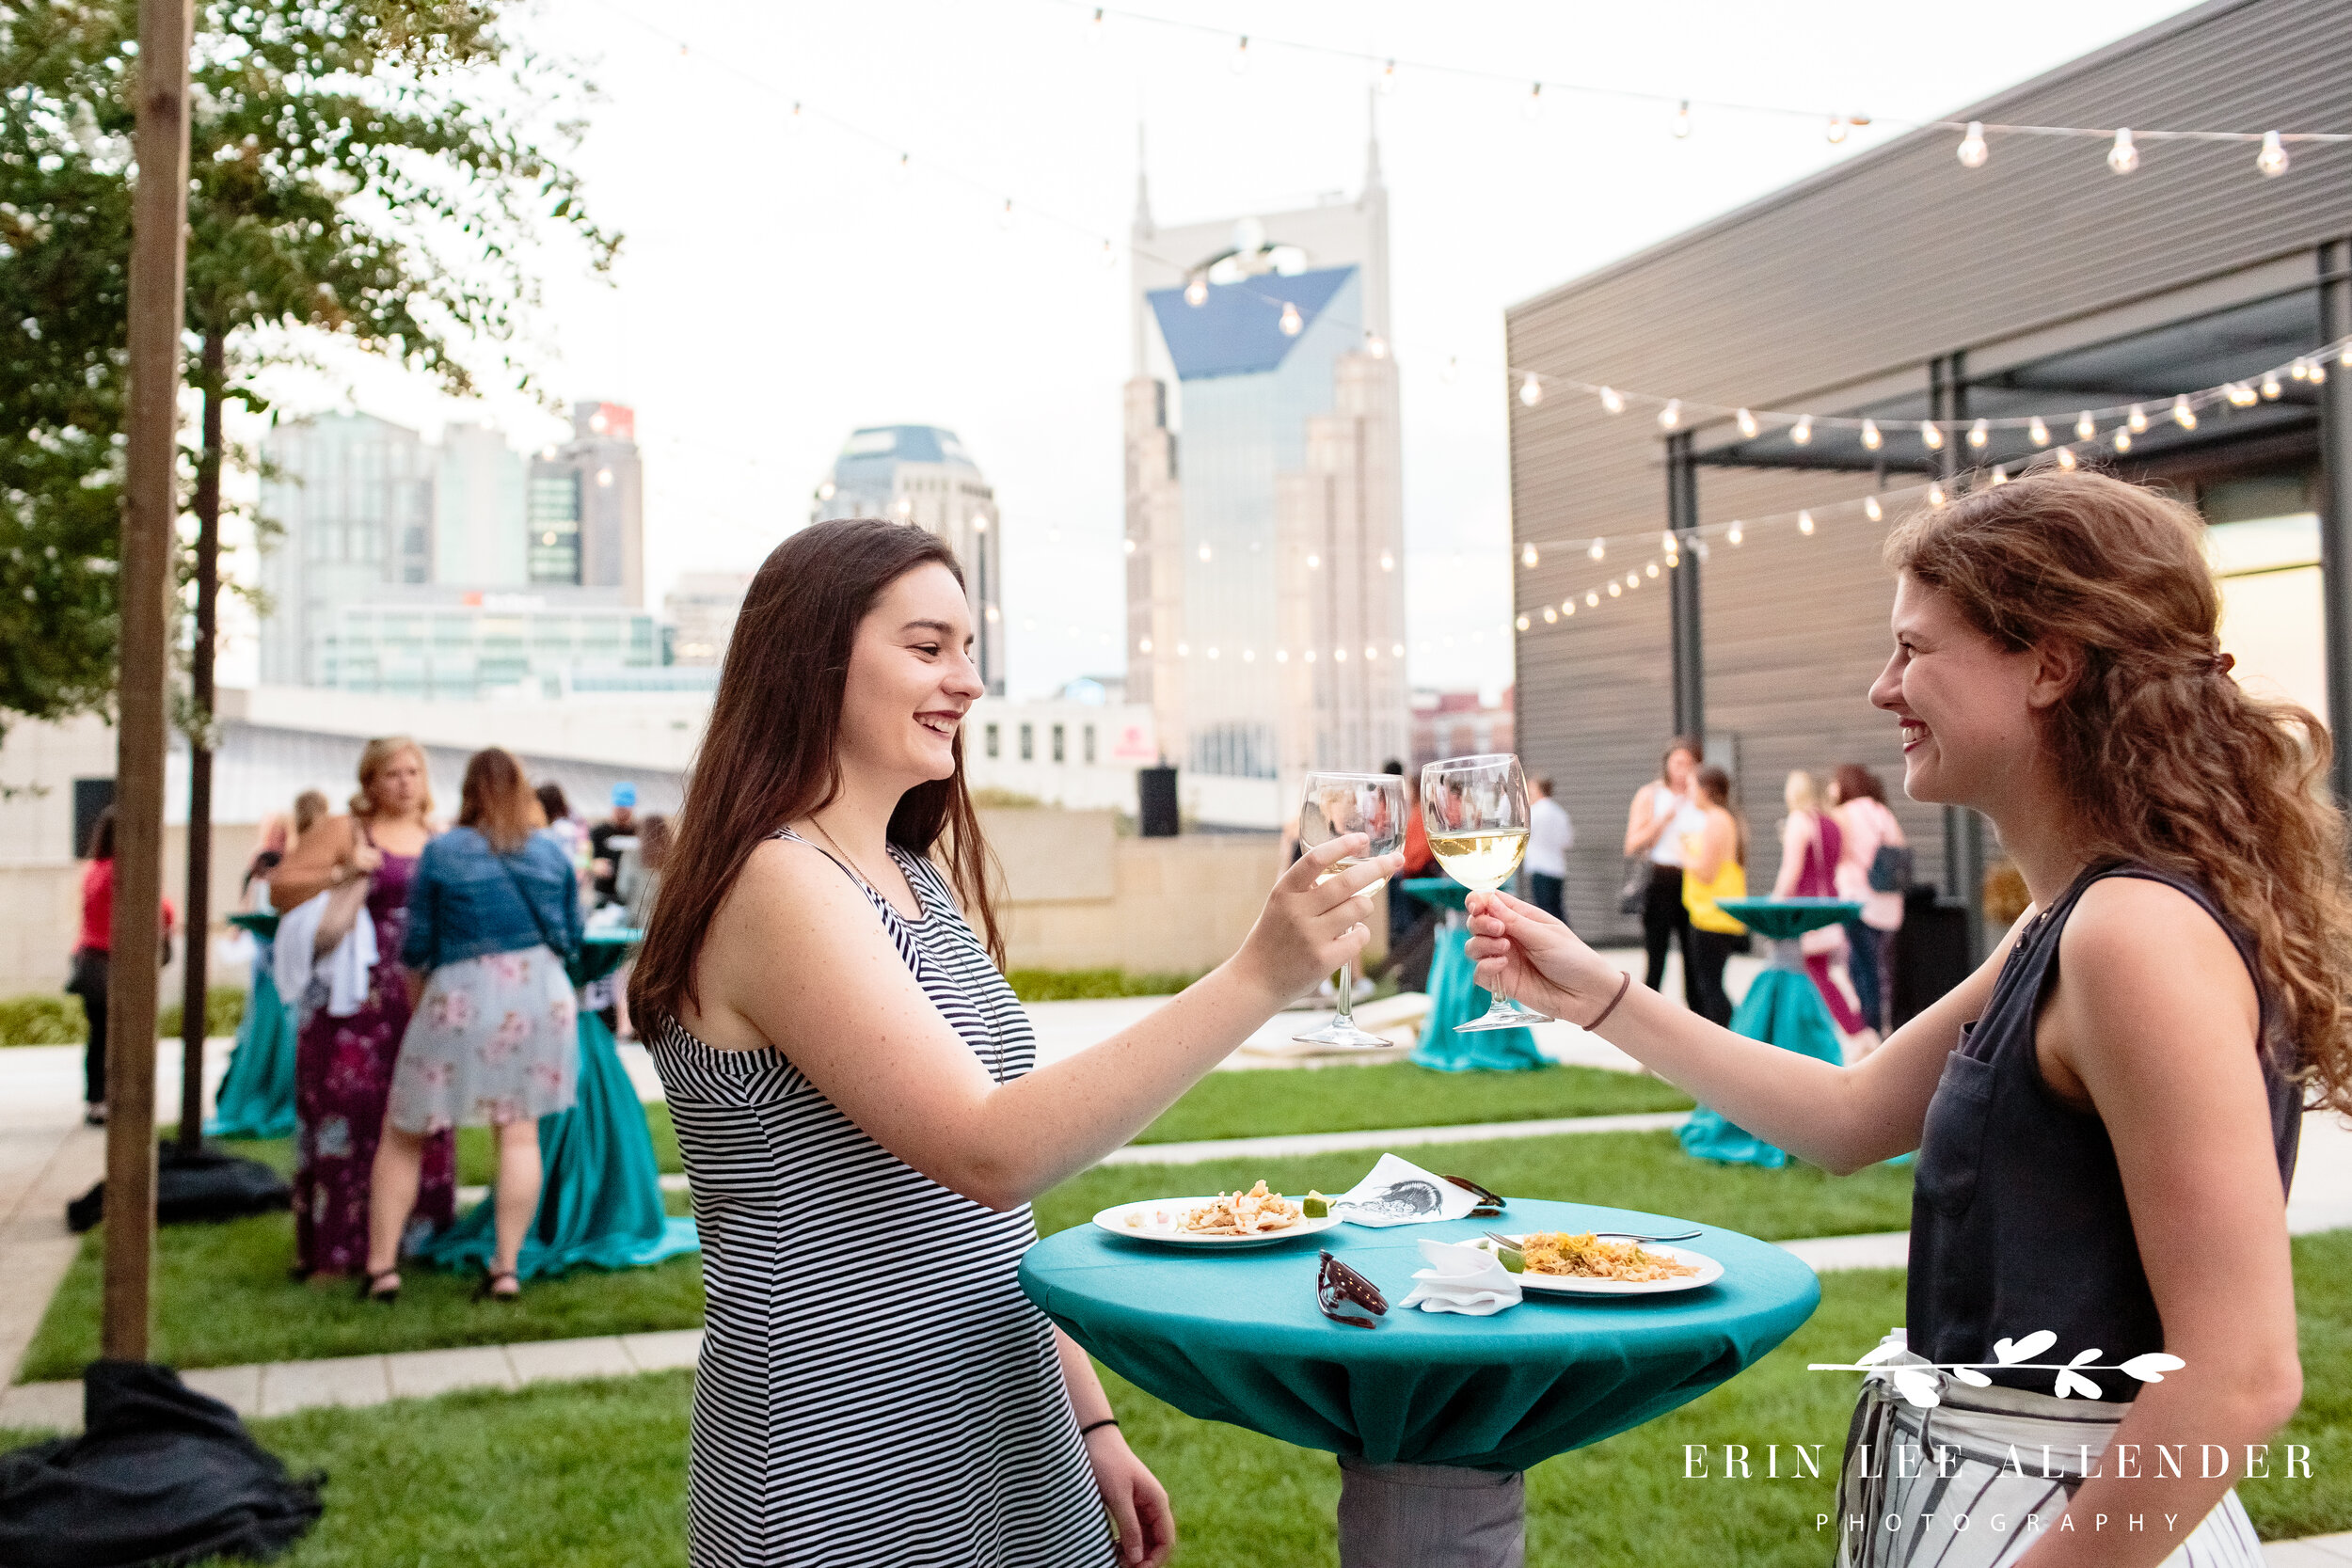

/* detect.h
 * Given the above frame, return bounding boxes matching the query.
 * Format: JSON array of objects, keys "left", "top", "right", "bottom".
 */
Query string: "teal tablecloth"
[
  {"left": 412, "top": 931, "right": 698, "bottom": 1280},
  {"left": 1677, "top": 899, "right": 1857, "bottom": 1170},
  {"left": 209, "top": 912, "right": 296, "bottom": 1139},
  {"left": 1400, "top": 877, "right": 1545, "bottom": 1072},
  {"left": 1020, "top": 1196, "right": 1819, "bottom": 1474}
]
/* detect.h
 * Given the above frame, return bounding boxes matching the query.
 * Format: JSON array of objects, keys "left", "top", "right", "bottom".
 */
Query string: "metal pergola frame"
[{"left": 1661, "top": 246, "right": 2352, "bottom": 958}]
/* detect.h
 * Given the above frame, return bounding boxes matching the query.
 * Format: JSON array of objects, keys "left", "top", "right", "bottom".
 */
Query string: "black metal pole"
[
  {"left": 1665, "top": 432, "right": 1703, "bottom": 742},
  {"left": 1929, "top": 354, "right": 1989, "bottom": 962},
  {"left": 2317, "top": 239, "right": 2352, "bottom": 819}
]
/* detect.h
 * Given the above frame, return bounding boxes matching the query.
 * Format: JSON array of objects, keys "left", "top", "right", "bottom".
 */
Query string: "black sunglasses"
[
  {"left": 1317, "top": 1249, "right": 1389, "bottom": 1329},
  {"left": 1442, "top": 1174, "right": 1506, "bottom": 1217}
]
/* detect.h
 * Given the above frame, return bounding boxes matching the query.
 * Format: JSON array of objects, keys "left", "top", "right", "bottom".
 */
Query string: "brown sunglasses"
[
  {"left": 1442, "top": 1175, "right": 1506, "bottom": 1217},
  {"left": 1317, "top": 1249, "right": 1389, "bottom": 1329}
]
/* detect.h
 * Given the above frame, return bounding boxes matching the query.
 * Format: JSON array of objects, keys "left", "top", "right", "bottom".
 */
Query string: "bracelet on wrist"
[{"left": 1078, "top": 1418, "right": 1120, "bottom": 1439}]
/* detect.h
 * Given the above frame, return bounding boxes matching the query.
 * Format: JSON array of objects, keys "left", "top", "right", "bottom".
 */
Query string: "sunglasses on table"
[
  {"left": 1317, "top": 1249, "right": 1389, "bottom": 1329},
  {"left": 1442, "top": 1175, "right": 1505, "bottom": 1217}
]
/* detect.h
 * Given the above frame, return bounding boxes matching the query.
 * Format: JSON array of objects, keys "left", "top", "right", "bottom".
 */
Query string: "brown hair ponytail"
[{"left": 1885, "top": 467, "right": 2352, "bottom": 1113}]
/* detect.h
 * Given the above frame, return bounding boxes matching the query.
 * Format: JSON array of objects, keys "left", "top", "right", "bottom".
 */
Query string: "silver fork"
[{"left": 1486, "top": 1227, "right": 1700, "bottom": 1249}]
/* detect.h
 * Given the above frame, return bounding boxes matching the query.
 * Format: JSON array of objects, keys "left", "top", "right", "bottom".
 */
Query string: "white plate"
[
  {"left": 1487, "top": 1235, "right": 1724, "bottom": 1295},
  {"left": 1093, "top": 1196, "right": 1343, "bottom": 1248}
]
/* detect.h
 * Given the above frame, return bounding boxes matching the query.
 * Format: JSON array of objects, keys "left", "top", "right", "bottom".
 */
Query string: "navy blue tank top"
[{"left": 1907, "top": 863, "right": 2303, "bottom": 1400}]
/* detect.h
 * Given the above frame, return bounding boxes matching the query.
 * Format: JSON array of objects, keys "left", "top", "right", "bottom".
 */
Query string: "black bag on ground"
[
  {"left": 0, "top": 1360, "right": 324, "bottom": 1567},
  {"left": 68, "top": 1142, "right": 292, "bottom": 1233}
]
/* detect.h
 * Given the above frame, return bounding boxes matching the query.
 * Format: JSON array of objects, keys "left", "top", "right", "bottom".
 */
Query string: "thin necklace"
[{"left": 803, "top": 815, "right": 886, "bottom": 900}]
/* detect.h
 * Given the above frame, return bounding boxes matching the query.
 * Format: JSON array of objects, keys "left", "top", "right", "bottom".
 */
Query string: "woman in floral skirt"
[
  {"left": 365, "top": 747, "right": 582, "bottom": 1302},
  {"left": 270, "top": 736, "right": 454, "bottom": 1278}
]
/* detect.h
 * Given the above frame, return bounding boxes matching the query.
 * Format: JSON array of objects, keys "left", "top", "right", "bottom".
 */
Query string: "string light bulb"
[
  {"left": 1441, "top": 355, "right": 1459, "bottom": 384},
  {"left": 2126, "top": 404, "right": 2148, "bottom": 433},
  {"left": 2258, "top": 131, "right": 2289, "bottom": 178},
  {"left": 1657, "top": 399, "right": 1682, "bottom": 431},
  {"left": 1920, "top": 420, "right": 1945, "bottom": 451},
  {"left": 2261, "top": 372, "right": 2282, "bottom": 400},
  {"left": 1279, "top": 301, "right": 1304, "bottom": 336},
  {"left": 897, "top": 151, "right": 913, "bottom": 180},
  {"left": 1184, "top": 275, "right": 1207, "bottom": 307},
  {"left": 1727, "top": 521, "right": 1744, "bottom": 545},
  {"left": 2028, "top": 416, "right": 2050, "bottom": 446},
  {"left": 2056, "top": 446, "right": 2078, "bottom": 471},
  {"left": 1626, "top": 571, "right": 1641, "bottom": 589},
  {"left": 1366, "top": 333, "right": 1389, "bottom": 359},
  {"left": 1864, "top": 495, "right": 1883, "bottom": 522},
  {"left": 2227, "top": 381, "right": 2259, "bottom": 406},
  {"left": 2106, "top": 128, "right": 2138, "bottom": 174},
  {"left": 1521, "top": 542, "right": 1539, "bottom": 568},
  {"left": 1798, "top": 509, "right": 1816, "bottom": 535},
  {"left": 1588, "top": 538, "right": 1607, "bottom": 562},
  {"left": 2113, "top": 427, "right": 2132, "bottom": 452},
  {"left": 1990, "top": 466, "right": 2009, "bottom": 486},
  {"left": 1378, "top": 59, "right": 1397, "bottom": 94},
  {"left": 2171, "top": 395, "right": 2197, "bottom": 430},
  {"left": 1860, "top": 419, "right": 1882, "bottom": 450},
  {"left": 1792, "top": 416, "right": 1813, "bottom": 445},
  {"left": 1957, "top": 121, "right": 1989, "bottom": 168},
  {"left": 1517, "top": 614, "right": 1532, "bottom": 631},
  {"left": 1671, "top": 100, "right": 1692, "bottom": 139},
  {"left": 1231, "top": 34, "right": 1248, "bottom": 73},
  {"left": 1564, "top": 602, "right": 1576, "bottom": 617},
  {"left": 2291, "top": 357, "right": 2311, "bottom": 380},
  {"left": 998, "top": 199, "right": 1015, "bottom": 230},
  {"left": 1099, "top": 240, "right": 1117, "bottom": 269},
  {"left": 1586, "top": 591, "right": 1599, "bottom": 607},
  {"left": 1968, "top": 418, "right": 1989, "bottom": 449},
  {"left": 2075, "top": 410, "right": 2097, "bottom": 440},
  {"left": 788, "top": 101, "right": 804, "bottom": 131},
  {"left": 1826, "top": 116, "right": 1850, "bottom": 144},
  {"left": 1523, "top": 82, "right": 1544, "bottom": 120},
  {"left": 2312, "top": 361, "right": 2328, "bottom": 386},
  {"left": 1518, "top": 372, "right": 1542, "bottom": 405},
  {"left": 1087, "top": 7, "right": 1104, "bottom": 41},
  {"left": 1599, "top": 386, "right": 1626, "bottom": 415},
  {"left": 1645, "top": 562, "right": 1661, "bottom": 578},
  {"left": 1929, "top": 483, "right": 1947, "bottom": 505},
  {"left": 1661, "top": 531, "right": 1679, "bottom": 556},
  {"left": 1609, "top": 580, "right": 1623, "bottom": 596},
  {"left": 1542, "top": 607, "right": 1558, "bottom": 623},
  {"left": 1736, "top": 407, "right": 1758, "bottom": 437}
]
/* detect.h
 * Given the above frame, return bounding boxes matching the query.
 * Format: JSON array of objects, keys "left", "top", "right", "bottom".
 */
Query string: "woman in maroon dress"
[{"left": 271, "top": 736, "right": 454, "bottom": 1278}]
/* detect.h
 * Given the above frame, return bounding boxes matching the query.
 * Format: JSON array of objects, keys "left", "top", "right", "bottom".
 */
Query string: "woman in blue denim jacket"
[{"left": 362, "top": 748, "right": 586, "bottom": 1304}]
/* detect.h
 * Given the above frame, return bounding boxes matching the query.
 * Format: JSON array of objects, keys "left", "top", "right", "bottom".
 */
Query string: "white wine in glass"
[
  {"left": 1292, "top": 771, "right": 1406, "bottom": 1050},
  {"left": 1422, "top": 752, "right": 1554, "bottom": 1032}
]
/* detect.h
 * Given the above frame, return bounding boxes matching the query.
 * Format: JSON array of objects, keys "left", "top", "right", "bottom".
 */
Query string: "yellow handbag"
[{"left": 1683, "top": 858, "right": 1748, "bottom": 935}]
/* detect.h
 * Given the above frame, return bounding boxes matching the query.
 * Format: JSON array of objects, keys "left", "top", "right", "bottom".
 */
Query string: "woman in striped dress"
[{"left": 628, "top": 518, "right": 1396, "bottom": 1568}]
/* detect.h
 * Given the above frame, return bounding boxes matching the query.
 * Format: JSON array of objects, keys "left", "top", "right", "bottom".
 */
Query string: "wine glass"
[
  {"left": 1422, "top": 752, "right": 1555, "bottom": 1032},
  {"left": 1291, "top": 771, "right": 1407, "bottom": 1049}
]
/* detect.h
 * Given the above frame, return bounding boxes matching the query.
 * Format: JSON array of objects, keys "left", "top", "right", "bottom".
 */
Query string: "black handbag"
[
  {"left": 1617, "top": 856, "right": 1650, "bottom": 917},
  {"left": 1867, "top": 844, "right": 1914, "bottom": 894}
]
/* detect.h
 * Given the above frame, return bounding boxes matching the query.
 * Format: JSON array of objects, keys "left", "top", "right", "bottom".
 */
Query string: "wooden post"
[
  {"left": 107, "top": 0, "right": 196, "bottom": 1363},
  {"left": 179, "top": 331, "right": 225, "bottom": 1153}
]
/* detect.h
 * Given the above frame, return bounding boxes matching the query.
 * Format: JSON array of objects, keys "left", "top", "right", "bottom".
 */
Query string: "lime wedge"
[{"left": 1302, "top": 1192, "right": 1330, "bottom": 1219}]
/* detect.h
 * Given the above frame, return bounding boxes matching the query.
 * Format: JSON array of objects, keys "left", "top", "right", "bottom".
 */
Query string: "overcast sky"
[{"left": 234, "top": 0, "right": 2198, "bottom": 701}]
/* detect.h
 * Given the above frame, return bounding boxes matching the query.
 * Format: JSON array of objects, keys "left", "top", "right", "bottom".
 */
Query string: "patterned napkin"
[
  {"left": 1330, "top": 1153, "right": 1483, "bottom": 1228},
  {"left": 1397, "top": 1238, "right": 1522, "bottom": 1316}
]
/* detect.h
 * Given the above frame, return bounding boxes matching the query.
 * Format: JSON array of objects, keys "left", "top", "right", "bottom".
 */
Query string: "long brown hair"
[
  {"left": 1885, "top": 467, "right": 2352, "bottom": 1113},
  {"left": 1694, "top": 764, "right": 1746, "bottom": 864},
  {"left": 628, "top": 519, "right": 1002, "bottom": 1031},
  {"left": 457, "top": 748, "right": 546, "bottom": 854}
]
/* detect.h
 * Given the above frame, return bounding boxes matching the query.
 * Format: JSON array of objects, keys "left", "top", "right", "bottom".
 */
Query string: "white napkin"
[
  {"left": 1397, "top": 1238, "right": 1522, "bottom": 1316},
  {"left": 273, "top": 891, "right": 378, "bottom": 1020},
  {"left": 1331, "top": 1153, "right": 1483, "bottom": 1228}
]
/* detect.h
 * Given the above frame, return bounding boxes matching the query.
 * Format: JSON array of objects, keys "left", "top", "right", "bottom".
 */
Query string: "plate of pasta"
[
  {"left": 1483, "top": 1231, "right": 1724, "bottom": 1295},
  {"left": 1093, "top": 1180, "right": 1342, "bottom": 1248}
]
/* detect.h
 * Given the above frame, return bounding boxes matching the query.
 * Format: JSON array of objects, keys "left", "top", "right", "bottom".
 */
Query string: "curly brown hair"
[{"left": 1885, "top": 467, "right": 2352, "bottom": 1114}]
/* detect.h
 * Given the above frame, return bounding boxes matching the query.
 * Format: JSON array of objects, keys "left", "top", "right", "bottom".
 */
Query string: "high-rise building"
[
  {"left": 1123, "top": 117, "right": 1407, "bottom": 821},
  {"left": 528, "top": 402, "right": 645, "bottom": 607},
  {"left": 259, "top": 404, "right": 646, "bottom": 692},
  {"left": 810, "top": 425, "right": 1005, "bottom": 695}
]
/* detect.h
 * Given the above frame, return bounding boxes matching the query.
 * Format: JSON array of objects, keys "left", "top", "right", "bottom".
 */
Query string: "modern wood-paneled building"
[{"left": 1505, "top": 0, "right": 2352, "bottom": 946}]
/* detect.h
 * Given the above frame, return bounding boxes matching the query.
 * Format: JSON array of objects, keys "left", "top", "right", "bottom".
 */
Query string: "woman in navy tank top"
[{"left": 1467, "top": 468, "right": 2351, "bottom": 1566}]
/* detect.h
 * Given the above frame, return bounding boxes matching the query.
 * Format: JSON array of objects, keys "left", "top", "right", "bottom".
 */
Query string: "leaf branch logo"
[{"left": 1809, "top": 1329, "right": 2185, "bottom": 1408}]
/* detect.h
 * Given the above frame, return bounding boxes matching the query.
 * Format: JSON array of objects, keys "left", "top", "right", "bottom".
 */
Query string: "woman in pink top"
[
  {"left": 1771, "top": 770, "right": 1866, "bottom": 1036},
  {"left": 1829, "top": 763, "right": 1907, "bottom": 1039}
]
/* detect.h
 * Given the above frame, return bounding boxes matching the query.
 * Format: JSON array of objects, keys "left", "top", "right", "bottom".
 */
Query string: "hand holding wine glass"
[
  {"left": 1232, "top": 832, "right": 1401, "bottom": 1013},
  {"left": 1422, "top": 753, "right": 1553, "bottom": 1031},
  {"left": 1463, "top": 887, "right": 1627, "bottom": 1025},
  {"left": 1291, "top": 771, "right": 1408, "bottom": 1048}
]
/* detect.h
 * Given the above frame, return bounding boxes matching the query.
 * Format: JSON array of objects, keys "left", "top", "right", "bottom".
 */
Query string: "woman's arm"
[
  {"left": 1769, "top": 813, "right": 1806, "bottom": 897},
  {"left": 1623, "top": 784, "right": 1665, "bottom": 858},
  {"left": 1055, "top": 1330, "right": 1173, "bottom": 1568},
  {"left": 270, "top": 816, "right": 356, "bottom": 910},
  {"left": 691, "top": 833, "right": 1396, "bottom": 1210},
  {"left": 2010, "top": 879, "right": 2300, "bottom": 1568},
  {"left": 1464, "top": 887, "right": 2023, "bottom": 1172}
]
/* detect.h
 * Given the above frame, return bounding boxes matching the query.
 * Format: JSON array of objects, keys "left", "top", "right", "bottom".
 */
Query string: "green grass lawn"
[
  {"left": 1136, "top": 1061, "right": 1692, "bottom": 1145},
  {"left": 8, "top": 1232, "right": 2343, "bottom": 1567},
  {"left": 1035, "top": 1129, "right": 1915, "bottom": 1244}
]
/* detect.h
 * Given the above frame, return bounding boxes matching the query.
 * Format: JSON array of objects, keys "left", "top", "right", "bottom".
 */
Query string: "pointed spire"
[
  {"left": 1132, "top": 122, "right": 1153, "bottom": 235},
  {"left": 1364, "top": 87, "right": 1384, "bottom": 192}
]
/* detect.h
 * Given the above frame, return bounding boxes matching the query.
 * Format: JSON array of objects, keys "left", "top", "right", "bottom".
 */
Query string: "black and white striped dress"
[{"left": 648, "top": 832, "right": 1113, "bottom": 1568}]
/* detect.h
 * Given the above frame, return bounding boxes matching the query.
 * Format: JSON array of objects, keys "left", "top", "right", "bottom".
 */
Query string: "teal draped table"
[
  {"left": 1677, "top": 898, "right": 1857, "bottom": 1170},
  {"left": 420, "top": 932, "right": 698, "bottom": 1279},
  {"left": 1021, "top": 1197, "right": 1819, "bottom": 1474},
  {"left": 209, "top": 911, "right": 298, "bottom": 1139},
  {"left": 1399, "top": 877, "right": 1545, "bottom": 1072}
]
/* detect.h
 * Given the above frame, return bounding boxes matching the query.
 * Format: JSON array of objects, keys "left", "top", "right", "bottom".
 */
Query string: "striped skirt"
[{"left": 1834, "top": 1351, "right": 2264, "bottom": 1568}]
